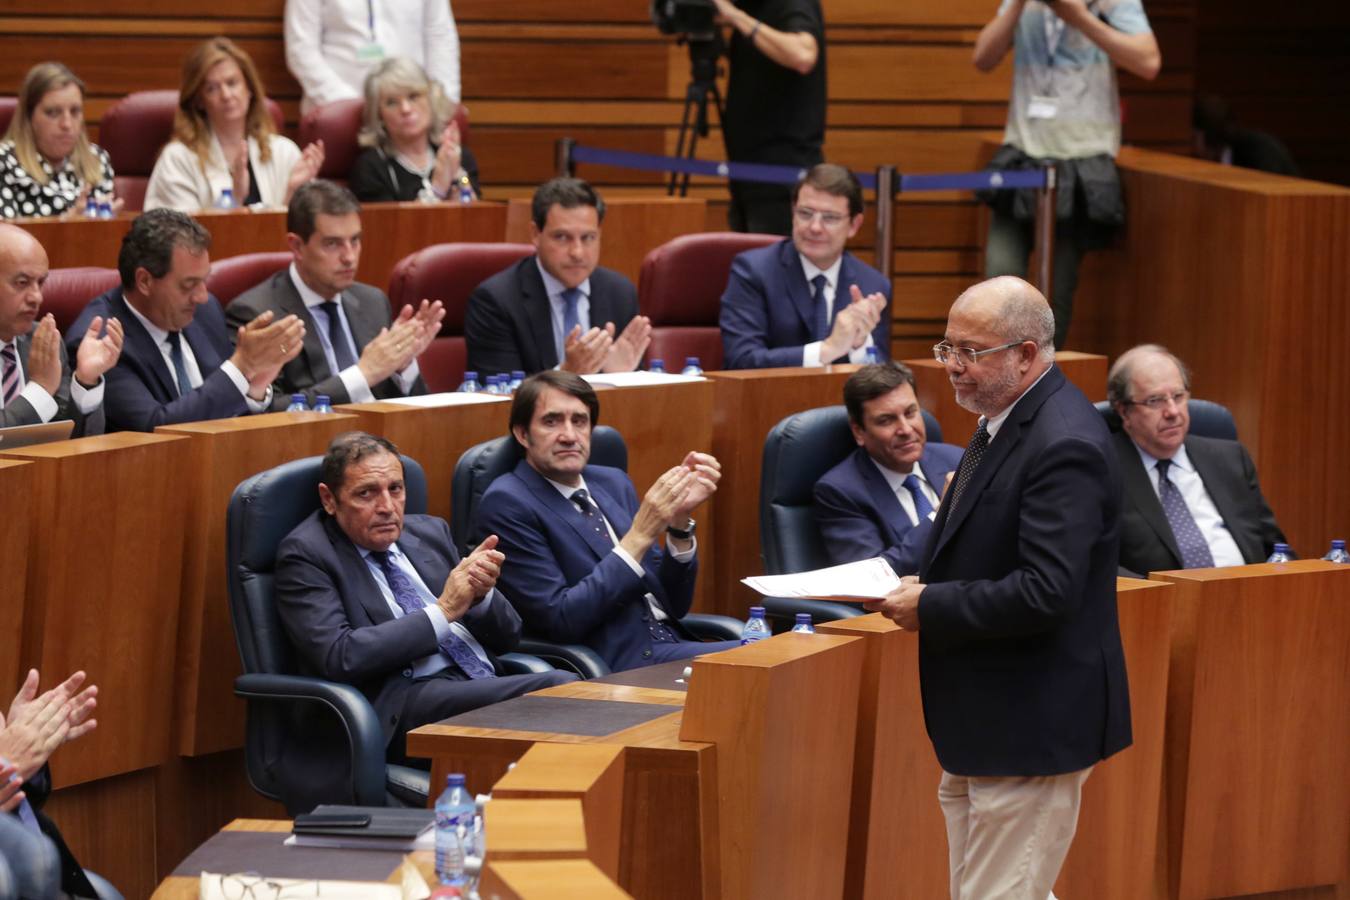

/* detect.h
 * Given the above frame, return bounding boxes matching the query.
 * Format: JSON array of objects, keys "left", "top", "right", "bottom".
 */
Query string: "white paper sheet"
[
  {"left": 580, "top": 371, "right": 705, "bottom": 388},
  {"left": 741, "top": 557, "right": 901, "bottom": 602},
  {"left": 382, "top": 391, "right": 509, "bottom": 408}
]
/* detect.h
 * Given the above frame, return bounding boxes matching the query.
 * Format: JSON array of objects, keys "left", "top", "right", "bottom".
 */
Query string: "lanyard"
[{"left": 1043, "top": 11, "right": 1066, "bottom": 66}]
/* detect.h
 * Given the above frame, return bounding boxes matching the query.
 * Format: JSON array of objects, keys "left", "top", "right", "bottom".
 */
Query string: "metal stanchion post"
[
  {"left": 1033, "top": 163, "right": 1057, "bottom": 301},
  {"left": 555, "top": 138, "right": 576, "bottom": 178},
  {"left": 874, "top": 165, "right": 898, "bottom": 285}
]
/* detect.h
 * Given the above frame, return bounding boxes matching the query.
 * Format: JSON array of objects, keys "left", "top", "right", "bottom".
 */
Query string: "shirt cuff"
[
  {"left": 70, "top": 375, "right": 104, "bottom": 414},
  {"left": 425, "top": 604, "right": 452, "bottom": 637},
  {"left": 802, "top": 341, "right": 824, "bottom": 368},
  {"left": 393, "top": 359, "right": 420, "bottom": 395},
  {"left": 18, "top": 381, "right": 57, "bottom": 422},
  {"left": 340, "top": 365, "right": 374, "bottom": 404},
  {"left": 219, "top": 360, "right": 256, "bottom": 405},
  {"left": 846, "top": 335, "right": 875, "bottom": 364},
  {"left": 611, "top": 545, "right": 647, "bottom": 578},
  {"left": 667, "top": 535, "right": 697, "bottom": 562}
]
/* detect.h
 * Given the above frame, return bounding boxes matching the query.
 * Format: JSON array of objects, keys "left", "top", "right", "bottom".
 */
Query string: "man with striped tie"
[{"left": 0, "top": 223, "right": 121, "bottom": 436}]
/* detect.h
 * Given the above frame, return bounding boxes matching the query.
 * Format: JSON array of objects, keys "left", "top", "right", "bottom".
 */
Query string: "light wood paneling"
[
  {"left": 0, "top": 460, "right": 33, "bottom": 698},
  {"left": 480, "top": 859, "right": 633, "bottom": 900}
]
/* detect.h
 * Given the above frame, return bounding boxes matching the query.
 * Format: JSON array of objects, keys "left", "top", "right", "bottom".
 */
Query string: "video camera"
[{"left": 651, "top": 0, "right": 719, "bottom": 41}]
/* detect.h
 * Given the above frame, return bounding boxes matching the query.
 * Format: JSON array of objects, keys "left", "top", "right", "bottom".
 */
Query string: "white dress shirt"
[
  {"left": 287, "top": 264, "right": 420, "bottom": 401},
  {"left": 870, "top": 456, "right": 940, "bottom": 527},
  {"left": 0, "top": 337, "right": 102, "bottom": 420},
  {"left": 358, "top": 541, "right": 495, "bottom": 678},
  {"left": 1133, "top": 442, "right": 1246, "bottom": 567},
  {"left": 122, "top": 297, "right": 269, "bottom": 411},
  {"left": 536, "top": 259, "right": 592, "bottom": 368},
  {"left": 799, "top": 254, "right": 875, "bottom": 367}
]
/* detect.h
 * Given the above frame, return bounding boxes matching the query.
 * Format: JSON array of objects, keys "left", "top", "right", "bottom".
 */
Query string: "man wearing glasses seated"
[
  {"left": 719, "top": 163, "right": 891, "bottom": 369},
  {"left": 1108, "top": 343, "right": 1286, "bottom": 575}
]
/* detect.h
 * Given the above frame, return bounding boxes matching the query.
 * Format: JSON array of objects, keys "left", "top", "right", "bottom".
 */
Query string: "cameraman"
[{"left": 713, "top": 0, "right": 825, "bottom": 235}]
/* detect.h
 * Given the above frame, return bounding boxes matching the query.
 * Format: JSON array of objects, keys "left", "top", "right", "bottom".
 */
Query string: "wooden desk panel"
[
  {"left": 706, "top": 366, "right": 859, "bottom": 617},
  {"left": 156, "top": 411, "right": 362, "bottom": 756},
  {"left": 906, "top": 351, "right": 1109, "bottom": 448},
  {"left": 1151, "top": 562, "right": 1350, "bottom": 899},
  {"left": 0, "top": 460, "right": 33, "bottom": 698},
  {"left": 1, "top": 433, "right": 189, "bottom": 785},
  {"left": 480, "top": 859, "right": 633, "bottom": 900},
  {"left": 486, "top": 798, "right": 589, "bottom": 861}
]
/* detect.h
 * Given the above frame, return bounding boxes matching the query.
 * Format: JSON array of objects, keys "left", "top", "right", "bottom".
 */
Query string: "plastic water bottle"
[
  {"left": 865, "top": 345, "right": 880, "bottom": 364},
  {"left": 1322, "top": 539, "right": 1349, "bottom": 563},
  {"left": 84, "top": 194, "right": 98, "bottom": 218},
  {"left": 96, "top": 200, "right": 112, "bottom": 220},
  {"left": 649, "top": 358, "right": 665, "bottom": 374},
  {"left": 681, "top": 356, "right": 703, "bottom": 376},
  {"left": 285, "top": 393, "right": 308, "bottom": 412},
  {"left": 435, "top": 774, "right": 475, "bottom": 885},
  {"left": 740, "top": 606, "right": 770, "bottom": 645},
  {"left": 458, "top": 371, "right": 482, "bottom": 393},
  {"left": 458, "top": 174, "right": 474, "bottom": 204},
  {"left": 483, "top": 374, "right": 501, "bottom": 395},
  {"left": 791, "top": 613, "right": 815, "bottom": 634},
  {"left": 312, "top": 394, "right": 333, "bottom": 414},
  {"left": 1266, "top": 542, "right": 1293, "bottom": 563},
  {"left": 509, "top": 370, "right": 525, "bottom": 392},
  {"left": 214, "top": 188, "right": 235, "bottom": 210}
]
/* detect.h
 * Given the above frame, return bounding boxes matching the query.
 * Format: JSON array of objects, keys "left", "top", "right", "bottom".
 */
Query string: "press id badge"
[
  {"left": 1027, "top": 95, "right": 1060, "bottom": 119},
  {"left": 356, "top": 41, "right": 386, "bottom": 62}
]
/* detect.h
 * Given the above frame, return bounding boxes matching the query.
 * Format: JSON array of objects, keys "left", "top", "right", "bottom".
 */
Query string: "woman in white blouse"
[{"left": 145, "top": 36, "right": 324, "bottom": 213}]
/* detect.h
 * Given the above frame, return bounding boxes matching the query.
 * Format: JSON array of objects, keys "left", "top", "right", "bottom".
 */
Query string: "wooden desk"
[
  {"left": 1, "top": 432, "right": 190, "bottom": 786},
  {"left": 906, "top": 351, "right": 1109, "bottom": 447},
  {"left": 1149, "top": 561, "right": 1350, "bottom": 899},
  {"left": 156, "top": 411, "right": 362, "bottom": 756},
  {"left": 481, "top": 859, "right": 634, "bottom": 900},
  {"left": 0, "top": 459, "right": 33, "bottom": 698},
  {"left": 706, "top": 366, "right": 859, "bottom": 617}
]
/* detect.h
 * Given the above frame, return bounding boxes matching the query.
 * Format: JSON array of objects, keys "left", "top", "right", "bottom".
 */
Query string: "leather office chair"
[
  {"left": 1094, "top": 399, "right": 1238, "bottom": 440},
  {"left": 99, "top": 90, "right": 284, "bottom": 210},
  {"left": 637, "top": 231, "right": 779, "bottom": 371},
  {"left": 0, "top": 97, "right": 16, "bottom": 139},
  {"left": 206, "top": 252, "right": 293, "bottom": 306},
  {"left": 452, "top": 427, "right": 744, "bottom": 677},
  {"left": 42, "top": 267, "right": 120, "bottom": 334},
  {"left": 759, "top": 405, "right": 945, "bottom": 628},
  {"left": 300, "top": 99, "right": 471, "bottom": 182},
  {"left": 226, "top": 453, "right": 553, "bottom": 813},
  {"left": 387, "top": 242, "right": 534, "bottom": 392}
]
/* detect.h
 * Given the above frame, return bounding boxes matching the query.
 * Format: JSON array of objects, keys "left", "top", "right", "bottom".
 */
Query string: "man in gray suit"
[
  {"left": 226, "top": 179, "right": 445, "bottom": 406},
  {"left": 0, "top": 224, "right": 122, "bottom": 436}
]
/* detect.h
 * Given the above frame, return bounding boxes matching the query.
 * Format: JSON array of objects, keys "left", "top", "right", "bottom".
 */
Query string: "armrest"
[
  {"left": 499, "top": 651, "right": 555, "bottom": 675},
  {"left": 516, "top": 639, "right": 611, "bottom": 679},
  {"left": 680, "top": 613, "right": 745, "bottom": 641},
  {"left": 761, "top": 597, "right": 865, "bottom": 631},
  {"left": 234, "top": 672, "right": 387, "bottom": 807}
]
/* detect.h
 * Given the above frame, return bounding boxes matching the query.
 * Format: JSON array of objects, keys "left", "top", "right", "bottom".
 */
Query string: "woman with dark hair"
[
  {"left": 0, "top": 62, "right": 117, "bottom": 219},
  {"left": 145, "top": 36, "right": 324, "bottom": 213}
]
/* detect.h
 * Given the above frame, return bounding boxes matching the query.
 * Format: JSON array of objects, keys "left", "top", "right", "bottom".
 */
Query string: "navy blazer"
[
  {"left": 2, "top": 331, "right": 103, "bottom": 436},
  {"left": 1114, "top": 430, "right": 1286, "bottom": 576},
  {"left": 66, "top": 287, "right": 246, "bottom": 432},
  {"left": 917, "top": 366, "right": 1132, "bottom": 777},
  {"left": 474, "top": 461, "right": 698, "bottom": 672},
  {"left": 720, "top": 239, "right": 892, "bottom": 370},
  {"left": 814, "top": 443, "right": 964, "bottom": 574},
  {"left": 464, "top": 256, "right": 638, "bottom": 378},
  {"left": 276, "top": 512, "right": 524, "bottom": 745}
]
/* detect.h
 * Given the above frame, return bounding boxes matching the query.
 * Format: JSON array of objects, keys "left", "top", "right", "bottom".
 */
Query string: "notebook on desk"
[
  {"left": 289, "top": 805, "right": 434, "bottom": 850},
  {"left": 0, "top": 419, "right": 74, "bottom": 449}
]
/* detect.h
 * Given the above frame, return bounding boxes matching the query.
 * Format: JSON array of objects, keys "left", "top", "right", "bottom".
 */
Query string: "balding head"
[
  {"left": 0, "top": 224, "right": 49, "bottom": 342},
  {"left": 942, "top": 277, "right": 1055, "bottom": 416}
]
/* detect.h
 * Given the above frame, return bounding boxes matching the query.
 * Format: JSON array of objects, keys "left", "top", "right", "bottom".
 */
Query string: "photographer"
[
  {"left": 713, "top": 0, "right": 825, "bottom": 235},
  {"left": 973, "top": 0, "right": 1160, "bottom": 349}
]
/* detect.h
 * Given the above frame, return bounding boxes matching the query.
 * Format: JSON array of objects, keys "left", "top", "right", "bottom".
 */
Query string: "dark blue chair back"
[{"left": 1094, "top": 398, "right": 1238, "bottom": 441}]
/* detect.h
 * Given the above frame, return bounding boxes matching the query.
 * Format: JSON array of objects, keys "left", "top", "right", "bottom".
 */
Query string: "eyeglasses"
[
  {"left": 217, "top": 873, "right": 320, "bottom": 899},
  {"left": 792, "top": 206, "right": 849, "bottom": 227},
  {"left": 932, "top": 340, "right": 1025, "bottom": 367},
  {"left": 1124, "top": 390, "right": 1189, "bottom": 411}
]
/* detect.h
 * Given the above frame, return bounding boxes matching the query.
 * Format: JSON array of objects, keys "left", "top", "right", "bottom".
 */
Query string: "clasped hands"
[
  {"left": 560, "top": 315, "right": 653, "bottom": 375},
  {"left": 622, "top": 451, "right": 721, "bottom": 558},
  {"left": 821, "top": 284, "right": 887, "bottom": 362},
  {"left": 0, "top": 669, "right": 98, "bottom": 811},
  {"left": 438, "top": 534, "right": 505, "bottom": 622}
]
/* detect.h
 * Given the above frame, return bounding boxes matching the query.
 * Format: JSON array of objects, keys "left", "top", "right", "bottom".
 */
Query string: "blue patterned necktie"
[
  {"left": 571, "top": 489, "right": 614, "bottom": 546},
  {"left": 166, "top": 331, "right": 193, "bottom": 397},
  {"left": 560, "top": 287, "right": 583, "bottom": 339},
  {"left": 810, "top": 274, "right": 830, "bottom": 341},
  {"left": 322, "top": 301, "right": 357, "bottom": 371},
  {"left": 1156, "top": 459, "right": 1216, "bottom": 569},
  {"left": 945, "top": 421, "right": 990, "bottom": 518},
  {"left": 369, "top": 550, "right": 495, "bottom": 679},
  {"left": 902, "top": 473, "right": 935, "bottom": 521}
]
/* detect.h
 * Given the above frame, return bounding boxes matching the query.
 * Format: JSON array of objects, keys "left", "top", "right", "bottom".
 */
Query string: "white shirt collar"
[
  {"left": 288, "top": 262, "right": 340, "bottom": 308},
  {"left": 535, "top": 258, "right": 590, "bottom": 303},
  {"left": 1133, "top": 439, "right": 1194, "bottom": 475},
  {"left": 798, "top": 252, "right": 843, "bottom": 291},
  {"left": 980, "top": 364, "right": 1054, "bottom": 441},
  {"left": 122, "top": 292, "right": 171, "bottom": 345},
  {"left": 544, "top": 472, "right": 589, "bottom": 502},
  {"left": 870, "top": 454, "right": 921, "bottom": 492}
]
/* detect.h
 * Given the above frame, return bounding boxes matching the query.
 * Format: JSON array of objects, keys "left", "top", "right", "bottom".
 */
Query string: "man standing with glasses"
[
  {"left": 1108, "top": 343, "right": 1285, "bottom": 576},
  {"left": 866, "top": 276, "right": 1130, "bottom": 900},
  {"left": 720, "top": 163, "right": 890, "bottom": 370}
]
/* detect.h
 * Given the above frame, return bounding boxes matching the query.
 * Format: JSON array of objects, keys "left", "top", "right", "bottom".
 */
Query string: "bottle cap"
[
  {"left": 511, "top": 370, "right": 525, "bottom": 379},
  {"left": 291, "top": 394, "right": 305, "bottom": 403},
  {"left": 749, "top": 605, "right": 765, "bottom": 616},
  {"left": 447, "top": 773, "right": 466, "bottom": 787},
  {"left": 463, "top": 371, "right": 478, "bottom": 380},
  {"left": 315, "top": 394, "right": 331, "bottom": 404},
  {"left": 685, "top": 357, "right": 699, "bottom": 365},
  {"left": 1273, "top": 543, "right": 1290, "bottom": 553},
  {"left": 795, "top": 613, "right": 811, "bottom": 624},
  {"left": 1332, "top": 539, "right": 1346, "bottom": 550}
]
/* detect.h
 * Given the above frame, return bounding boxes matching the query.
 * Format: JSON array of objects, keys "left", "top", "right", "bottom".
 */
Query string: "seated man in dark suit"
[
  {"left": 814, "top": 361, "right": 963, "bottom": 574},
  {"left": 1108, "top": 343, "right": 1286, "bottom": 575},
  {"left": 474, "top": 372, "right": 739, "bottom": 671},
  {"left": 719, "top": 163, "right": 891, "bottom": 370},
  {"left": 227, "top": 179, "right": 444, "bottom": 406},
  {"left": 276, "top": 432, "right": 574, "bottom": 785},
  {"left": 68, "top": 209, "right": 305, "bottom": 432},
  {"left": 1, "top": 224, "right": 122, "bottom": 436},
  {"left": 464, "top": 177, "right": 651, "bottom": 378}
]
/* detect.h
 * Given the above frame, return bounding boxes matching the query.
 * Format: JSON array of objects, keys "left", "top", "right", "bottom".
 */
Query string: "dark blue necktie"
[
  {"left": 571, "top": 488, "right": 614, "bottom": 546},
  {"left": 1156, "top": 459, "right": 1215, "bottom": 568},
  {"left": 322, "top": 301, "right": 358, "bottom": 371},
  {"left": 15, "top": 797, "right": 41, "bottom": 833},
  {"left": 946, "top": 421, "right": 990, "bottom": 518},
  {"left": 810, "top": 274, "right": 830, "bottom": 341},
  {"left": 370, "top": 550, "right": 495, "bottom": 679},
  {"left": 560, "top": 287, "right": 583, "bottom": 340},
  {"left": 166, "top": 331, "right": 193, "bottom": 397},
  {"left": 902, "top": 473, "right": 935, "bottom": 521}
]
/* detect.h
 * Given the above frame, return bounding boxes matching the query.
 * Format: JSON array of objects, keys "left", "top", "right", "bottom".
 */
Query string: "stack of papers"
[
  {"left": 384, "top": 391, "right": 509, "bottom": 408},
  {"left": 581, "top": 371, "right": 705, "bottom": 387},
  {"left": 741, "top": 557, "right": 901, "bottom": 602}
]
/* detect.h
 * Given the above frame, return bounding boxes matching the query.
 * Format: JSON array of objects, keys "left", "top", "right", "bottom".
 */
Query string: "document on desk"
[
  {"left": 581, "top": 371, "right": 705, "bottom": 387},
  {"left": 199, "top": 872, "right": 407, "bottom": 899},
  {"left": 383, "top": 391, "right": 509, "bottom": 408},
  {"left": 741, "top": 557, "right": 901, "bottom": 602}
]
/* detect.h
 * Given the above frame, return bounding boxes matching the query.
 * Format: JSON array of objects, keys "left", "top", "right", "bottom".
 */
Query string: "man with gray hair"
[
  {"left": 1108, "top": 343, "right": 1284, "bottom": 575},
  {"left": 867, "top": 276, "right": 1130, "bottom": 900}
]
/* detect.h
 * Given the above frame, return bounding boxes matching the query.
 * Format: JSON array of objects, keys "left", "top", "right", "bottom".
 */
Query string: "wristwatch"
[{"left": 667, "top": 518, "right": 696, "bottom": 540}]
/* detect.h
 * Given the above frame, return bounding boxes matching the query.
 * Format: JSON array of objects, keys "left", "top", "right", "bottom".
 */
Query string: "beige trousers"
[{"left": 938, "top": 766, "right": 1093, "bottom": 900}]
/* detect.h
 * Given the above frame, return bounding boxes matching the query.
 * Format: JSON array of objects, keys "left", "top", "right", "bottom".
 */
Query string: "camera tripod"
[{"left": 668, "top": 34, "right": 726, "bottom": 197}]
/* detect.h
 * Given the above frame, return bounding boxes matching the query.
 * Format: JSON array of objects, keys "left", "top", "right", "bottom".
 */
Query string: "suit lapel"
[
  {"left": 399, "top": 526, "right": 452, "bottom": 601},
  {"left": 1116, "top": 431, "right": 1182, "bottom": 566},
  {"left": 116, "top": 293, "right": 177, "bottom": 400},
  {"left": 341, "top": 287, "right": 381, "bottom": 363},
  {"left": 183, "top": 313, "right": 224, "bottom": 376},
  {"left": 854, "top": 450, "right": 910, "bottom": 544},
  {"left": 322, "top": 515, "right": 396, "bottom": 625},
  {"left": 779, "top": 241, "right": 817, "bottom": 337},
  {"left": 1186, "top": 438, "right": 1253, "bottom": 562},
  {"left": 520, "top": 259, "right": 560, "bottom": 370},
  {"left": 270, "top": 272, "right": 334, "bottom": 383},
  {"left": 516, "top": 462, "right": 615, "bottom": 562}
]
